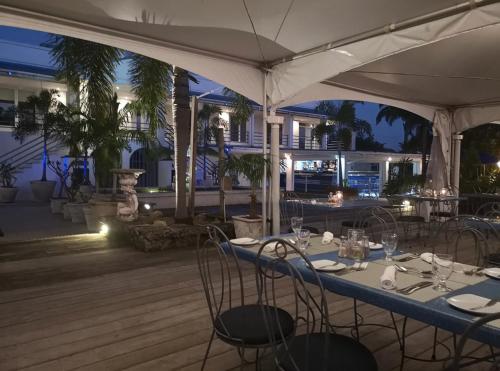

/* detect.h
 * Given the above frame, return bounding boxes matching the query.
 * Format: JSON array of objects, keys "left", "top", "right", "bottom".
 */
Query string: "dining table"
[{"left": 226, "top": 234, "right": 500, "bottom": 348}]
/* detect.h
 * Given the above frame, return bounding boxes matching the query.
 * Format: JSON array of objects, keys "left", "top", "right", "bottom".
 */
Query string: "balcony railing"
[{"left": 205, "top": 131, "right": 345, "bottom": 151}]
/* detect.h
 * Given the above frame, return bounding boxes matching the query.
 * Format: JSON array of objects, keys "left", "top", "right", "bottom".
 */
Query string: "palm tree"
[
  {"left": 13, "top": 89, "right": 68, "bottom": 181},
  {"left": 197, "top": 103, "right": 228, "bottom": 217},
  {"left": 172, "top": 67, "right": 191, "bottom": 221},
  {"left": 376, "top": 105, "right": 432, "bottom": 176},
  {"left": 314, "top": 100, "right": 358, "bottom": 186}
]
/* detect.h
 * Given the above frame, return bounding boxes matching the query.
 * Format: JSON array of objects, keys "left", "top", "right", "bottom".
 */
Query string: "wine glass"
[
  {"left": 297, "top": 229, "right": 311, "bottom": 255},
  {"left": 290, "top": 217, "right": 303, "bottom": 240},
  {"left": 381, "top": 232, "right": 398, "bottom": 262},
  {"left": 432, "top": 253, "right": 454, "bottom": 292}
]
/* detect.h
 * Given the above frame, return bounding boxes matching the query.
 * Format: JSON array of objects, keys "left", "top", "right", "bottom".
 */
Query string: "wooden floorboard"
[{"left": 0, "top": 234, "right": 495, "bottom": 370}]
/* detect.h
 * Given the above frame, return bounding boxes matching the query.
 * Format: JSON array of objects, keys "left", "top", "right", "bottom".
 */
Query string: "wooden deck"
[{"left": 0, "top": 234, "right": 493, "bottom": 370}]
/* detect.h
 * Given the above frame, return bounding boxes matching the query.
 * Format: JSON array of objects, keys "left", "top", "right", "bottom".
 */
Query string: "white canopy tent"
[{"left": 2, "top": 0, "right": 500, "bottom": 234}]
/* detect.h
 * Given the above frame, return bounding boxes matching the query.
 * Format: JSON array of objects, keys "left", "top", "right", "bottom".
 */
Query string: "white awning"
[{"left": 2, "top": 0, "right": 500, "bottom": 129}]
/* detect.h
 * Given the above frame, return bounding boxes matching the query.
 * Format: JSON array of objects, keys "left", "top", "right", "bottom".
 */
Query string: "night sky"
[{"left": 0, "top": 26, "right": 404, "bottom": 150}]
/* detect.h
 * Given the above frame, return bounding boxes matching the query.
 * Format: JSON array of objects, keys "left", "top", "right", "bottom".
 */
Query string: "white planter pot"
[
  {"left": 232, "top": 215, "right": 263, "bottom": 239},
  {"left": 83, "top": 205, "right": 99, "bottom": 232},
  {"left": 0, "top": 187, "right": 18, "bottom": 203},
  {"left": 67, "top": 203, "right": 86, "bottom": 223},
  {"left": 50, "top": 198, "right": 67, "bottom": 214},
  {"left": 30, "top": 180, "right": 56, "bottom": 202}
]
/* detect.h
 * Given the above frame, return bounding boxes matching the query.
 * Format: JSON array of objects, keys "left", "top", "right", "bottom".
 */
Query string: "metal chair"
[
  {"left": 359, "top": 206, "right": 400, "bottom": 243},
  {"left": 395, "top": 199, "right": 427, "bottom": 248},
  {"left": 475, "top": 201, "right": 500, "bottom": 219},
  {"left": 280, "top": 197, "right": 320, "bottom": 235},
  {"left": 446, "top": 312, "right": 500, "bottom": 371},
  {"left": 256, "top": 238, "right": 378, "bottom": 371},
  {"left": 196, "top": 225, "right": 295, "bottom": 370}
]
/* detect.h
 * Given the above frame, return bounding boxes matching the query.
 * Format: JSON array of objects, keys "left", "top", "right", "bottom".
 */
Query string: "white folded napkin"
[
  {"left": 380, "top": 265, "right": 397, "bottom": 290},
  {"left": 322, "top": 231, "right": 334, "bottom": 244},
  {"left": 420, "top": 252, "right": 436, "bottom": 264},
  {"left": 369, "top": 242, "right": 383, "bottom": 249}
]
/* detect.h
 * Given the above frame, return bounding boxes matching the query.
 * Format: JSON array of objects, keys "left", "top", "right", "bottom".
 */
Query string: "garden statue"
[{"left": 112, "top": 169, "right": 144, "bottom": 221}]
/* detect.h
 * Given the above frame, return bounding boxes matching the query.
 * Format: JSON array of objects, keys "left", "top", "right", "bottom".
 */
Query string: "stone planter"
[
  {"left": 0, "top": 187, "right": 18, "bottom": 203},
  {"left": 67, "top": 202, "right": 86, "bottom": 223},
  {"left": 30, "top": 180, "right": 56, "bottom": 202},
  {"left": 83, "top": 205, "right": 99, "bottom": 232},
  {"left": 232, "top": 215, "right": 263, "bottom": 239},
  {"left": 63, "top": 203, "right": 72, "bottom": 220},
  {"left": 50, "top": 198, "right": 67, "bottom": 214}
]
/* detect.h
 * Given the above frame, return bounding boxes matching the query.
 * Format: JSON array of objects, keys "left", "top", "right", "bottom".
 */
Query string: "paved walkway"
[{"left": 0, "top": 202, "right": 88, "bottom": 242}]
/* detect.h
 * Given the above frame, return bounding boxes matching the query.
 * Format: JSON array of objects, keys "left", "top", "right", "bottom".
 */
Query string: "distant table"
[
  {"left": 392, "top": 194, "right": 467, "bottom": 222},
  {"left": 228, "top": 235, "right": 500, "bottom": 347}
]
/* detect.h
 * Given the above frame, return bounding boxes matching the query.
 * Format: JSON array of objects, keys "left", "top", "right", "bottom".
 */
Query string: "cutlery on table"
[
  {"left": 396, "top": 281, "right": 433, "bottom": 295},
  {"left": 469, "top": 298, "right": 500, "bottom": 311},
  {"left": 315, "top": 262, "right": 338, "bottom": 269},
  {"left": 463, "top": 267, "right": 484, "bottom": 276},
  {"left": 394, "top": 264, "right": 432, "bottom": 277}
]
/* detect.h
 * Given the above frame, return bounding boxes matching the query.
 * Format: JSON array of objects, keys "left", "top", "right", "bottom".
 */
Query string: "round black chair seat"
[
  {"left": 278, "top": 333, "right": 378, "bottom": 371},
  {"left": 430, "top": 211, "right": 453, "bottom": 218},
  {"left": 214, "top": 304, "right": 294, "bottom": 346},
  {"left": 287, "top": 225, "right": 320, "bottom": 234},
  {"left": 397, "top": 215, "right": 425, "bottom": 223}
]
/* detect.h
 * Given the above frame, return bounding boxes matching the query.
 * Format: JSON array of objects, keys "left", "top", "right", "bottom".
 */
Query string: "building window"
[
  {"left": 129, "top": 148, "right": 158, "bottom": 187},
  {"left": 0, "top": 88, "right": 15, "bottom": 126},
  {"left": 229, "top": 114, "right": 247, "bottom": 142}
]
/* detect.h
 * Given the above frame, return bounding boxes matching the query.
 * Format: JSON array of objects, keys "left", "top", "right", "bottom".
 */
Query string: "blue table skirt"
[{"left": 229, "top": 243, "right": 500, "bottom": 347}]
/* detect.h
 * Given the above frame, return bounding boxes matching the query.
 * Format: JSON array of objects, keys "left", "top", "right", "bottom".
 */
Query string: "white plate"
[
  {"left": 369, "top": 242, "right": 383, "bottom": 250},
  {"left": 420, "top": 252, "right": 435, "bottom": 264},
  {"left": 484, "top": 267, "right": 500, "bottom": 280},
  {"left": 230, "top": 237, "right": 260, "bottom": 246},
  {"left": 310, "top": 259, "right": 346, "bottom": 272},
  {"left": 447, "top": 294, "right": 500, "bottom": 315}
]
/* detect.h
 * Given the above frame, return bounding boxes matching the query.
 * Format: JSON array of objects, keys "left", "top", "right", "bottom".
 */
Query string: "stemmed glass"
[
  {"left": 297, "top": 229, "right": 311, "bottom": 255},
  {"left": 381, "top": 232, "right": 398, "bottom": 262},
  {"left": 291, "top": 217, "right": 303, "bottom": 241},
  {"left": 432, "top": 253, "right": 454, "bottom": 292}
]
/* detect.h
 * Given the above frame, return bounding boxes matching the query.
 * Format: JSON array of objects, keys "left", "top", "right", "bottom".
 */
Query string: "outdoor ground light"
[
  {"left": 497, "top": 160, "right": 500, "bottom": 169},
  {"left": 99, "top": 223, "right": 109, "bottom": 236},
  {"left": 144, "top": 203, "right": 151, "bottom": 210}
]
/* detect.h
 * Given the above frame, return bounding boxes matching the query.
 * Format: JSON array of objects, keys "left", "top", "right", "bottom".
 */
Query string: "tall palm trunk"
[
  {"left": 42, "top": 133, "right": 48, "bottom": 181},
  {"left": 172, "top": 67, "right": 191, "bottom": 221}
]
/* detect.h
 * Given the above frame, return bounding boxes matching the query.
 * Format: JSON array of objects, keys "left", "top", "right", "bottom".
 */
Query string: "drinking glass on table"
[
  {"left": 381, "top": 232, "right": 398, "bottom": 262},
  {"left": 291, "top": 217, "right": 303, "bottom": 240},
  {"left": 432, "top": 253, "right": 454, "bottom": 292},
  {"left": 297, "top": 229, "right": 311, "bottom": 255}
]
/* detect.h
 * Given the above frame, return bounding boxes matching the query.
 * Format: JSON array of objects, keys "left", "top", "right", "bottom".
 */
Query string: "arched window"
[{"left": 129, "top": 148, "right": 158, "bottom": 187}]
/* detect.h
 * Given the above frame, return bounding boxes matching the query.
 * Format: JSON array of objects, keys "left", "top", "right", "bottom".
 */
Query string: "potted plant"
[
  {"left": 48, "top": 159, "right": 73, "bottom": 213},
  {"left": 0, "top": 162, "right": 18, "bottom": 203},
  {"left": 13, "top": 89, "right": 68, "bottom": 202},
  {"left": 222, "top": 154, "right": 270, "bottom": 239}
]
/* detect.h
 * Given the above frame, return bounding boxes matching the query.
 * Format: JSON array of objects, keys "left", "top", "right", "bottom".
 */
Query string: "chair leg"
[
  {"left": 431, "top": 326, "right": 438, "bottom": 360},
  {"left": 399, "top": 317, "right": 408, "bottom": 371},
  {"left": 201, "top": 328, "right": 216, "bottom": 371},
  {"left": 353, "top": 298, "right": 360, "bottom": 340},
  {"left": 255, "top": 348, "right": 260, "bottom": 371}
]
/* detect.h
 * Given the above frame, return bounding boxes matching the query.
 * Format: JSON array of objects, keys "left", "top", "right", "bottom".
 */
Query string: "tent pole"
[
  {"left": 270, "top": 110, "right": 282, "bottom": 235},
  {"left": 262, "top": 74, "right": 268, "bottom": 237},
  {"left": 452, "top": 133, "right": 463, "bottom": 194}
]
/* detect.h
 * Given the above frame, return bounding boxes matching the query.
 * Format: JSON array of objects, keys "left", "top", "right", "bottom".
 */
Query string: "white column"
[
  {"left": 285, "top": 154, "right": 294, "bottom": 191},
  {"left": 379, "top": 161, "right": 385, "bottom": 194},
  {"left": 321, "top": 133, "right": 328, "bottom": 150},
  {"left": 413, "top": 160, "right": 422, "bottom": 175},
  {"left": 269, "top": 110, "right": 283, "bottom": 236},
  {"left": 262, "top": 75, "right": 268, "bottom": 236},
  {"left": 249, "top": 113, "right": 255, "bottom": 146},
  {"left": 287, "top": 115, "right": 294, "bottom": 148},
  {"left": 452, "top": 134, "right": 463, "bottom": 194}
]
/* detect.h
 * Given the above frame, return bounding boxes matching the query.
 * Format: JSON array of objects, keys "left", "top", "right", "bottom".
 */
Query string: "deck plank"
[{"left": 0, "top": 234, "right": 495, "bottom": 370}]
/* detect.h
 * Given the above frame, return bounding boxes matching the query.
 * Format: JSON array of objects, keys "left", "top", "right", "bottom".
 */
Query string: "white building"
[{"left": 0, "top": 39, "right": 422, "bottom": 201}]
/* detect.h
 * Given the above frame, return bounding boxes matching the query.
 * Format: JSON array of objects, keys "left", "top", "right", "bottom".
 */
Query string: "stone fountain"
[{"left": 111, "top": 168, "right": 145, "bottom": 222}]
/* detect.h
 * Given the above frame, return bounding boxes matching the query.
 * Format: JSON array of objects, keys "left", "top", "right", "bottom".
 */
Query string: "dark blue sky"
[{"left": 0, "top": 26, "right": 404, "bottom": 150}]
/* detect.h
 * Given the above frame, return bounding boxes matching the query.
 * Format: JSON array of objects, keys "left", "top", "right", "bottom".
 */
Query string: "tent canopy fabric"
[{"left": 1, "top": 0, "right": 500, "bottom": 130}]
